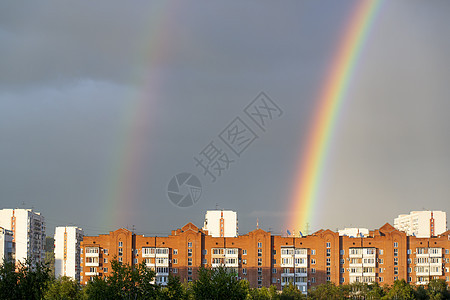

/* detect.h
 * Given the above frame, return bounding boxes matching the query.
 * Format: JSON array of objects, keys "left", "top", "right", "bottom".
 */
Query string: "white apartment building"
[
  {"left": 0, "top": 208, "right": 46, "bottom": 263},
  {"left": 0, "top": 227, "right": 15, "bottom": 263},
  {"left": 202, "top": 210, "right": 238, "bottom": 237},
  {"left": 394, "top": 210, "right": 447, "bottom": 238},
  {"left": 54, "top": 226, "right": 84, "bottom": 281},
  {"left": 338, "top": 228, "right": 369, "bottom": 237}
]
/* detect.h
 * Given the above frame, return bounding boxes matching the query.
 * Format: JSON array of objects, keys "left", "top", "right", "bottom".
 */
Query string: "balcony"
[
  {"left": 85, "top": 262, "right": 99, "bottom": 267},
  {"left": 85, "top": 272, "right": 99, "bottom": 276}
]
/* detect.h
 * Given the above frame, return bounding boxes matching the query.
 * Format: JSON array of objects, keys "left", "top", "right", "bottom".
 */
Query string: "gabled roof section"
[
  {"left": 248, "top": 228, "right": 269, "bottom": 235},
  {"left": 379, "top": 223, "right": 397, "bottom": 234},
  {"left": 181, "top": 222, "right": 199, "bottom": 232}
]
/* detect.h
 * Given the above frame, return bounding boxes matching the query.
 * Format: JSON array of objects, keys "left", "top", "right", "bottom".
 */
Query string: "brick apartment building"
[{"left": 80, "top": 222, "right": 450, "bottom": 293}]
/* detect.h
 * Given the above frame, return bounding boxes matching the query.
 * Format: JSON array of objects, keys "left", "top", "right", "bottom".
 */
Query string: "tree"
[
  {"left": 307, "top": 282, "right": 347, "bottom": 300},
  {"left": 247, "top": 286, "right": 272, "bottom": 300},
  {"left": 192, "top": 266, "right": 249, "bottom": 300},
  {"left": 160, "top": 275, "right": 188, "bottom": 300},
  {"left": 427, "top": 279, "right": 450, "bottom": 300},
  {"left": 0, "top": 259, "right": 52, "bottom": 300},
  {"left": 280, "top": 283, "right": 306, "bottom": 300},
  {"left": 44, "top": 276, "right": 84, "bottom": 300},
  {"left": 84, "top": 259, "right": 159, "bottom": 299},
  {"left": 383, "top": 279, "right": 415, "bottom": 300}
]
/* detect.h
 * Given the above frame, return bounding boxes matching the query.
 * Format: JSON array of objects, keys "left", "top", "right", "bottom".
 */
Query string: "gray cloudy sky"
[{"left": 1, "top": 1, "right": 449, "bottom": 236}]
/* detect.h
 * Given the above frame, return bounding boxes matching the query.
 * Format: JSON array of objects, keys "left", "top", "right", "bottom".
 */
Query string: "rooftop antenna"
[{"left": 256, "top": 218, "right": 259, "bottom": 229}]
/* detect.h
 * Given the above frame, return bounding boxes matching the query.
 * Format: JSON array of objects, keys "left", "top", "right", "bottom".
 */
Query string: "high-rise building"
[
  {"left": 54, "top": 226, "right": 84, "bottom": 281},
  {"left": 394, "top": 210, "right": 447, "bottom": 238},
  {"left": 202, "top": 210, "right": 238, "bottom": 237},
  {"left": 80, "top": 221, "right": 450, "bottom": 292},
  {"left": 0, "top": 227, "right": 14, "bottom": 263},
  {"left": 0, "top": 208, "right": 46, "bottom": 263}
]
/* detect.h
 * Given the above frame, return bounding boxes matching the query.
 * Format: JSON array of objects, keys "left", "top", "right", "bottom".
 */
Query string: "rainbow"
[
  {"left": 289, "top": 0, "right": 385, "bottom": 233},
  {"left": 103, "top": 2, "right": 175, "bottom": 229}
]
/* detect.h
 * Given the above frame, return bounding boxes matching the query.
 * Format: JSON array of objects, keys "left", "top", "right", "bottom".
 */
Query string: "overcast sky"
[{"left": 1, "top": 1, "right": 449, "bottom": 236}]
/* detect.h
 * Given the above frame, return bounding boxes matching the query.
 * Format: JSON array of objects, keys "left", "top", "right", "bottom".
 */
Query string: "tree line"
[{"left": 0, "top": 259, "right": 449, "bottom": 300}]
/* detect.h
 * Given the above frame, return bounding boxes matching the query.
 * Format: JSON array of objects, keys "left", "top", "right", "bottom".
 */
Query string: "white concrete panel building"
[
  {"left": 394, "top": 210, "right": 447, "bottom": 238},
  {"left": 338, "top": 228, "right": 369, "bottom": 237},
  {"left": 0, "top": 209, "right": 46, "bottom": 263},
  {"left": 0, "top": 227, "right": 15, "bottom": 263},
  {"left": 202, "top": 210, "right": 238, "bottom": 237},
  {"left": 54, "top": 226, "right": 84, "bottom": 281}
]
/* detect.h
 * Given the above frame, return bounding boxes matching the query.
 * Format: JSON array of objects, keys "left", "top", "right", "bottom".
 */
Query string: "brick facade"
[{"left": 80, "top": 222, "right": 450, "bottom": 293}]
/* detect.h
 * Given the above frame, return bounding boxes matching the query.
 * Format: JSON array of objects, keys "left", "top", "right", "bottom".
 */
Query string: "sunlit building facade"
[{"left": 80, "top": 222, "right": 450, "bottom": 293}]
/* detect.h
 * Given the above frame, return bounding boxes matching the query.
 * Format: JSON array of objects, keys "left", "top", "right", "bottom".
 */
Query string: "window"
[
  {"left": 103, "top": 267, "right": 108, "bottom": 273},
  {"left": 394, "top": 242, "right": 398, "bottom": 248},
  {"left": 311, "top": 259, "right": 316, "bottom": 265},
  {"left": 188, "top": 242, "right": 192, "bottom": 247},
  {"left": 408, "top": 267, "right": 412, "bottom": 273},
  {"left": 326, "top": 267, "right": 331, "bottom": 275},
  {"left": 394, "top": 249, "right": 398, "bottom": 257},
  {"left": 173, "top": 249, "right": 178, "bottom": 255},
  {"left": 172, "top": 268, "right": 178, "bottom": 273},
  {"left": 326, "top": 249, "right": 331, "bottom": 257},
  {"left": 258, "top": 249, "right": 262, "bottom": 257},
  {"left": 340, "top": 259, "right": 345, "bottom": 265},
  {"left": 103, "top": 249, "right": 109, "bottom": 255},
  {"left": 340, "top": 250, "right": 345, "bottom": 255},
  {"left": 311, "top": 249, "right": 316, "bottom": 255},
  {"left": 104, "top": 258, "right": 108, "bottom": 264},
  {"left": 379, "top": 249, "right": 384, "bottom": 255},
  {"left": 326, "top": 277, "right": 331, "bottom": 282},
  {"left": 445, "top": 249, "right": 449, "bottom": 255},
  {"left": 258, "top": 267, "right": 262, "bottom": 275},
  {"left": 312, "top": 277, "right": 316, "bottom": 283},
  {"left": 202, "top": 259, "right": 207, "bottom": 265},
  {"left": 243, "top": 259, "right": 247, "bottom": 265},
  {"left": 273, "top": 249, "right": 276, "bottom": 255},
  {"left": 272, "top": 259, "right": 276, "bottom": 264},
  {"left": 407, "top": 249, "right": 412, "bottom": 255},
  {"left": 272, "top": 278, "right": 277, "bottom": 284},
  {"left": 272, "top": 268, "right": 277, "bottom": 274},
  {"left": 188, "top": 249, "right": 192, "bottom": 257},
  {"left": 187, "top": 277, "right": 192, "bottom": 282},
  {"left": 118, "top": 241, "right": 123, "bottom": 247},
  {"left": 326, "top": 242, "right": 331, "bottom": 248},
  {"left": 311, "top": 268, "right": 316, "bottom": 273},
  {"left": 379, "top": 277, "right": 383, "bottom": 282},
  {"left": 134, "top": 258, "right": 138, "bottom": 264},
  {"left": 243, "top": 249, "right": 247, "bottom": 255},
  {"left": 188, "top": 267, "right": 192, "bottom": 275},
  {"left": 173, "top": 258, "right": 178, "bottom": 264},
  {"left": 394, "top": 267, "right": 398, "bottom": 275},
  {"left": 341, "top": 268, "right": 344, "bottom": 273},
  {"left": 379, "top": 268, "right": 383, "bottom": 273},
  {"left": 188, "top": 258, "right": 192, "bottom": 266},
  {"left": 258, "top": 258, "right": 262, "bottom": 266},
  {"left": 326, "top": 258, "right": 331, "bottom": 266},
  {"left": 118, "top": 257, "right": 123, "bottom": 263},
  {"left": 202, "top": 249, "right": 207, "bottom": 255},
  {"left": 243, "top": 268, "right": 247, "bottom": 275},
  {"left": 257, "top": 242, "right": 262, "bottom": 248},
  {"left": 118, "top": 248, "right": 123, "bottom": 256},
  {"left": 379, "top": 259, "right": 384, "bottom": 264},
  {"left": 341, "top": 277, "right": 345, "bottom": 283},
  {"left": 394, "top": 258, "right": 398, "bottom": 266}
]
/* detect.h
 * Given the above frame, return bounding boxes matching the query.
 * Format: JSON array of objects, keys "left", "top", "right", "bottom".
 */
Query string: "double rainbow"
[{"left": 289, "top": 0, "right": 385, "bottom": 233}]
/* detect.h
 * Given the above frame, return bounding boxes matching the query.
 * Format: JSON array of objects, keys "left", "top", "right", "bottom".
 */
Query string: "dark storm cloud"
[{"left": 1, "top": 0, "right": 450, "bottom": 235}]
